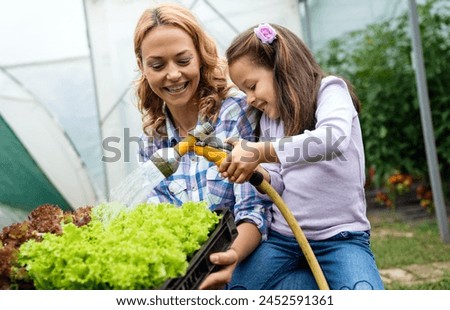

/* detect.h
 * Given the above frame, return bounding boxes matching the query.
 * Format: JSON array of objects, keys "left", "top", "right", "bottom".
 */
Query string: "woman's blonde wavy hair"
[{"left": 134, "top": 3, "right": 230, "bottom": 137}]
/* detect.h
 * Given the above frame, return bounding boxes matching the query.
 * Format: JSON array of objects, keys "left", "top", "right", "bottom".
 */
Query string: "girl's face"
[
  {"left": 139, "top": 25, "right": 201, "bottom": 109},
  {"left": 228, "top": 56, "right": 279, "bottom": 119}
]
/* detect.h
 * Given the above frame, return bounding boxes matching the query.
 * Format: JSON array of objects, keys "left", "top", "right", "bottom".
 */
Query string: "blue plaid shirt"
[{"left": 138, "top": 92, "right": 272, "bottom": 239}]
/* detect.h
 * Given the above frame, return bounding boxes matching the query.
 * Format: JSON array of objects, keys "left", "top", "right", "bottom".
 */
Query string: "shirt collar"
[{"left": 162, "top": 103, "right": 211, "bottom": 145}]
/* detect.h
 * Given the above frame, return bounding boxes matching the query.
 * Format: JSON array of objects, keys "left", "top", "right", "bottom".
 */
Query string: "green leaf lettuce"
[{"left": 18, "top": 202, "right": 220, "bottom": 289}]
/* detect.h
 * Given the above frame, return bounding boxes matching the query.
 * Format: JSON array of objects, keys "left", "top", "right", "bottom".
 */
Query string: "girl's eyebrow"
[{"left": 242, "top": 79, "right": 253, "bottom": 87}]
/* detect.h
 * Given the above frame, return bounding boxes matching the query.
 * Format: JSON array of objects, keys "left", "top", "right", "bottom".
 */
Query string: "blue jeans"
[{"left": 228, "top": 229, "right": 384, "bottom": 290}]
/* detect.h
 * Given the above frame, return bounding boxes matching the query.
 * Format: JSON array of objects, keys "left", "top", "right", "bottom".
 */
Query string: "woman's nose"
[{"left": 166, "top": 64, "right": 181, "bottom": 81}]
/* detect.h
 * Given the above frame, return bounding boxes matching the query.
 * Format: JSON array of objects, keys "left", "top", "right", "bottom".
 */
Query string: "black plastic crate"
[{"left": 160, "top": 208, "right": 238, "bottom": 290}]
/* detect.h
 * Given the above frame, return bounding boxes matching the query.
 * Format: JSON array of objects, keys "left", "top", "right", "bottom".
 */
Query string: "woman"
[{"left": 133, "top": 3, "right": 272, "bottom": 289}]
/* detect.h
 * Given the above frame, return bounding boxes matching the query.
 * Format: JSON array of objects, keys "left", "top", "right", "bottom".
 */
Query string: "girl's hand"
[
  {"left": 218, "top": 139, "right": 262, "bottom": 183},
  {"left": 198, "top": 248, "right": 238, "bottom": 290},
  {"left": 219, "top": 139, "right": 278, "bottom": 183}
]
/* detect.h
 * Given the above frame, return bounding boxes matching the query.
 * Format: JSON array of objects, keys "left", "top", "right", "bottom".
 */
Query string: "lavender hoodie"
[{"left": 261, "top": 76, "right": 370, "bottom": 240}]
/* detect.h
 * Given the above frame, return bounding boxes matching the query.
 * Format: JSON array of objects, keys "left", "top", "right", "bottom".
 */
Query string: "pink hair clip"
[{"left": 254, "top": 23, "right": 277, "bottom": 44}]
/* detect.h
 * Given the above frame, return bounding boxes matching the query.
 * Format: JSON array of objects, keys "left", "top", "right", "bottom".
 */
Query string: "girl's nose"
[{"left": 246, "top": 93, "right": 256, "bottom": 106}]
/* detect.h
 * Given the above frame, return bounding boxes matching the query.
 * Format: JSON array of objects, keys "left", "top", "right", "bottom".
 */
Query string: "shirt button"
[{"left": 191, "top": 185, "right": 197, "bottom": 191}]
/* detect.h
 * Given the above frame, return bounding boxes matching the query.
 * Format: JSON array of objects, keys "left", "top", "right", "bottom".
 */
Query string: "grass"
[
  {"left": 368, "top": 209, "right": 450, "bottom": 289},
  {"left": 387, "top": 277, "right": 450, "bottom": 290}
]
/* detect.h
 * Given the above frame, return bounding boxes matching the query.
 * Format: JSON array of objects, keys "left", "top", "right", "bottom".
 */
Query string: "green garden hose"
[{"left": 248, "top": 172, "right": 330, "bottom": 290}]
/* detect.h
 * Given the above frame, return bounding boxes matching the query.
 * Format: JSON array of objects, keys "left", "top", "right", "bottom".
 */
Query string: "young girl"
[
  {"left": 133, "top": 4, "right": 272, "bottom": 289},
  {"left": 218, "top": 23, "right": 384, "bottom": 290}
]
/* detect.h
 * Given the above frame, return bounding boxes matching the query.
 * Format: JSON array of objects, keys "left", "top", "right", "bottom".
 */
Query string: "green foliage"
[
  {"left": 17, "top": 202, "right": 219, "bottom": 290},
  {"left": 316, "top": 0, "right": 450, "bottom": 191}
]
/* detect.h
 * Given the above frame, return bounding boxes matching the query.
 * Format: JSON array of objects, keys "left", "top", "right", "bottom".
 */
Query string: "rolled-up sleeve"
[
  {"left": 233, "top": 181, "right": 272, "bottom": 240},
  {"left": 220, "top": 95, "right": 272, "bottom": 240}
]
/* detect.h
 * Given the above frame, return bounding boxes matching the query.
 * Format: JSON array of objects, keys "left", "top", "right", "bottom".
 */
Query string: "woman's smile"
[{"left": 164, "top": 81, "right": 189, "bottom": 94}]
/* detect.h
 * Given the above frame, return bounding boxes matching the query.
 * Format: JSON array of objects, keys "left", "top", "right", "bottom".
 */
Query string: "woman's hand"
[
  {"left": 199, "top": 223, "right": 261, "bottom": 289},
  {"left": 198, "top": 248, "right": 238, "bottom": 290}
]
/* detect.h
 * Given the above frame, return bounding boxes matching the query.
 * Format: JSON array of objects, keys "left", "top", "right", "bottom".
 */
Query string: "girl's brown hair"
[
  {"left": 134, "top": 3, "right": 230, "bottom": 136},
  {"left": 226, "top": 24, "right": 360, "bottom": 136}
]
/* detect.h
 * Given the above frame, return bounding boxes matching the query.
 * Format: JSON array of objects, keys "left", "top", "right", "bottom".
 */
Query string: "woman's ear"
[{"left": 137, "top": 58, "right": 143, "bottom": 72}]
